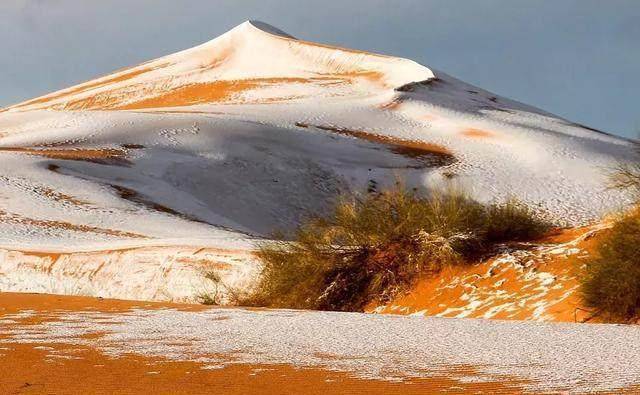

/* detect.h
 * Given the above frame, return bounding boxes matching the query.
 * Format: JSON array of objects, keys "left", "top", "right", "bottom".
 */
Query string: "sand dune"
[{"left": 0, "top": 21, "right": 635, "bottom": 309}]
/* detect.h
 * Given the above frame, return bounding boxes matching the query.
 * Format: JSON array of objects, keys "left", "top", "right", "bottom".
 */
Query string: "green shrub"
[
  {"left": 485, "top": 199, "right": 550, "bottom": 242},
  {"left": 581, "top": 207, "right": 640, "bottom": 322},
  {"left": 245, "top": 185, "right": 551, "bottom": 312}
]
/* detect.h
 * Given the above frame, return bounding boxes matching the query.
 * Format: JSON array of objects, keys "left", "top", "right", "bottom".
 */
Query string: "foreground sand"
[
  {"left": 2, "top": 292, "right": 640, "bottom": 394},
  {"left": 0, "top": 293, "right": 526, "bottom": 394}
]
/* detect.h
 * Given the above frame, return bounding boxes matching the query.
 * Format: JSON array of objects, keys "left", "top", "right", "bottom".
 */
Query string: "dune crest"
[{"left": 5, "top": 21, "right": 434, "bottom": 112}]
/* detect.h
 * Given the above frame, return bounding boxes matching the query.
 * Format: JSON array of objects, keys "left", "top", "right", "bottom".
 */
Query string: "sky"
[{"left": 1, "top": 0, "right": 638, "bottom": 137}]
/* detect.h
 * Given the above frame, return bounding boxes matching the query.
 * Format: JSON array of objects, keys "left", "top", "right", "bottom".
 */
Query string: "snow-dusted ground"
[
  {"left": 374, "top": 224, "right": 608, "bottom": 322},
  {"left": 0, "top": 20, "right": 636, "bottom": 301},
  {"left": 2, "top": 306, "right": 640, "bottom": 393},
  {"left": 0, "top": 246, "right": 258, "bottom": 303}
]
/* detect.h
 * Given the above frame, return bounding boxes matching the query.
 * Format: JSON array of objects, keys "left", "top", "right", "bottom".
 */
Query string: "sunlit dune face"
[
  {"left": 50, "top": 77, "right": 354, "bottom": 110},
  {"left": 329, "top": 70, "right": 384, "bottom": 84},
  {"left": 9, "top": 59, "right": 388, "bottom": 111},
  {"left": 461, "top": 128, "right": 495, "bottom": 138},
  {"left": 3, "top": 20, "right": 436, "bottom": 113},
  {"left": 112, "top": 80, "right": 260, "bottom": 109},
  {"left": 290, "top": 37, "right": 392, "bottom": 58},
  {"left": 10, "top": 63, "right": 169, "bottom": 111},
  {"left": 377, "top": 100, "right": 438, "bottom": 123},
  {"left": 6, "top": 37, "right": 392, "bottom": 112},
  {"left": 195, "top": 45, "right": 235, "bottom": 72},
  {"left": 7, "top": 70, "right": 391, "bottom": 112}
]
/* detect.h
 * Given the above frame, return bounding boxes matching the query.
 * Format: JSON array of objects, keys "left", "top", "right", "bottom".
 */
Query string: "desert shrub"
[
  {"left": 245, "top": 185, "right": 550, "bottom": 312},
  {"left": 610, "top": 162, "right": 640, "bottom": 194},
  {"left": 485, "top": 199, "right": 550, "bottom": 242},
  {"left": 197, "top": 271, "right": 224, "bottom": 305},
  {"left": 580, "top": 207, "right": 640, "bottom": 322},
  {"left": 609, "top": 142, "right": 640, "bottom": 195},
  {"left": 197, "top": 270, "right": 245, "bottom": 306},
  {"left": 578, "top": 144, "right": 640, "bottom": 322}
]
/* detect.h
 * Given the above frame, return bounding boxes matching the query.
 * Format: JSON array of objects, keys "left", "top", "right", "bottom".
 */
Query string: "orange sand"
[
  {"left": 0, "top": 209, "right": 145, "bottom": 239},
  {"left": 297, "top": 122, "right": 454, "bottom": 164},
  {"left": 461, "top": 128, "right": 495, "bottom": 138},
  {"left": 32, "top": 185, "right": 92, "bottom": 207},
  {"left": 58, "top": 77, "right": 340, "bottom": 110},
  {"left": 0, "top": 147, "right": 130, "bottom": 165},
  {"left": 0, "top": 293, "right": 526, "bottom": 394},
  {"left": 372, "top": 225, "right": 606, "bottom": 323},
  {"left": 10, "top": 63, "right": 169, "bottom": 111}
]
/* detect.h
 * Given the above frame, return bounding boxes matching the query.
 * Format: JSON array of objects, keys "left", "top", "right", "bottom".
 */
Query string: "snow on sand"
[{"left": 2, "top": 300, "right": 640, "bottom": 393}]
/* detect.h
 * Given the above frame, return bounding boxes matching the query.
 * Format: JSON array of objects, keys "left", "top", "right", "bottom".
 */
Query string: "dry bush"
[
  {"left": 610, "top": 162, "right": 640, "bottom": 194},
  {"left": 243, "top": 185, "right": 550, "bottom": 312},
  {"left": 609, "top": 142, "right": 640, "bottom": 195},
  {"left": 197, "top": 270, "right": 245, "bottom": 306},
  {"left": 485, "top": 199, "right": 550, "bottom": 242},
  {"left": 579, "top": 143, "right": 640, "bottom": 322},
  {"left": 581, "top": 207, "right": 640, "bottom": 322}
]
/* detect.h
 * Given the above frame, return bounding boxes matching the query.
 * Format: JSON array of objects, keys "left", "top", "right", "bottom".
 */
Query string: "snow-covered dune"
[
  {"left": 4, "top": 21, "right": 434, "bottom": 112},
  {"left": 0, "top": 21, "right": 635, "bottom": 302}
]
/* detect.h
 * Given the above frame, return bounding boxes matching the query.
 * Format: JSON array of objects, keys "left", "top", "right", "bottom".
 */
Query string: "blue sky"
[{"left": 1, "top": 0, "right": 638, "bottom": 137}]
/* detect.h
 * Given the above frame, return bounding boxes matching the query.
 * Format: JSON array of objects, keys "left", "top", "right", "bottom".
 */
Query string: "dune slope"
[{"left": 0, "top": 21, "right": 635, "bottom": 303}]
